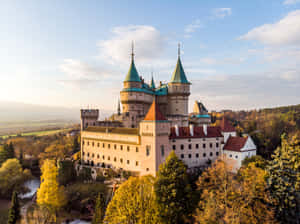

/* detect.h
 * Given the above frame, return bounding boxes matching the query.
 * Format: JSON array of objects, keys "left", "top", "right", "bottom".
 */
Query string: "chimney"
[
  {"left": 175, "top": 125, "right": 179, "bottom": 137},
  {"left": 203, "top": 124, "right": 207, "bottom": 136},
  {"left": 189, "top": 124, "right": 194, "bottom": 136}
]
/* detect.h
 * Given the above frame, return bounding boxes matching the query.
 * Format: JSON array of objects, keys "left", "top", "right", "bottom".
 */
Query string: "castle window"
[
  {"left": 235, "top": 155, "right": 238, "bottom": 159},
  {"left": 127, "top": 146, "right": 130, "bottom": 152},
  {"left": 203, "top": 138, "right": 206, "bottom": 141},
  {"left": 132, "top": 116, "right": 134, "bottom": 121},
  {"left": 92, "top": 153, "right": 94, "bottom": 158},
  {"left": 188, "top": 154, "right": 192, "bottom": 158},
  {"left": 114, "top": 157, "right": 117, "bottom": 162},
  {"left": 120, "top": 145, "right": 123, "bottom": 150},
  {"left": 180, "top": 144, "right": 184, "bottom": 150},
  {"left": 87, "top": 153, "right": 90, "bottom": 157},
  {"left": 229, "top": 154, "right": 232, "bottom": 158},
  {"left": 172, "top": 139, "right": 176, "bottom": 142},
  {"left": 216, "top": 152, "right": 219, "bottom": 156},
  {"left": 108, "top": 144, "right": 110, "bottom": 149},
  {"left": 172, "top": 145, "right": 176, "bottom": 150},
  {"left": 196, "top": 153, "right": 199, "bottom": 158},
  {"left": 216, "top": 143, "right": 219, "bottom": 148},
  {"left": 136, "top": 161, "right": 139, "bottom": 166},
  {"left": 188, "top": 139, "right": 191, "bottom": 142},
  {"left": 92, "top": 142, "right": 94, "bottom": 147},
  {"left": 97, "top": 143, "right": 100, "bottom": 147},
  {"left": 127, "top": 160, "right": 130, "bottom": 164},
  {"left": 188, "top": 144, "right": 192, "bottom": 150},
  {"left": 82, "top": 141, "right": 85, "bottom": 145},
  {"left": 87, "top": 141, "right": 90, "bottom": 146},
  {"left": 210, "top": 143, "right": 213, "bottom": 148},
  {"left": 102, "top": 143, "right": 105, "bottom": 148},
  {"left": 136, "top": 147, "right": 139, "bottom": 152},
  {"left": 161, "top": 145, "right": 165, "bottom": 156},
  {"left": 102, "top": 155, "right": 105, "bottom": 160},
  {"left": 216, "top": 138, "right": 219, "bottom": 140},
  {"left": 97, "top": 154, "right": 99, "bottom": 158},
  {"left": 107, "top": 165, "right": 111, "bottom": 168},
  {"left": 146, "top": 168, "right": 149, "bottom": 171},
  {"left": 82, "top": 151, "right": 85, "bottom": 156},
  {"left": 203, "top": 143, "right": 206, "bottom": 149},
  {"left": 210, "top": 152, "right": 213, "bottom": 157},
  {"left": 114, "top": 144, "right": 117, "bottom": 149},
  {"left": 97, "top": 163, "right": 100, "bottom": 167},
  {"left": 196, "top": 144, "right": 199, "bottom": 149},
  {"left": 108, "top": 156, "right": 110, "bottom": 161},
  {"left": 181, "top": 154, "right": 184, "bottom": 159},
  {"left": 203, "top": 153, "right": 206, "bottom": 157},
  {"left": 146, "top": 145, "right": 151, "bottom": 156},
  {"left": 132, "top": 125, "right": 135, "bottom": 128},
  {"left": 120, "top": 158, "right": 123, "bottom": 163}
]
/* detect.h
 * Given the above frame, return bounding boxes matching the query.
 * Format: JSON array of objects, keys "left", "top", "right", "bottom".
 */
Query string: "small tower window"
[
  {"left": 146, "top": 145, "right": 151, "bottom": 156},
  {"left": 161, "top": 145, "right": 165, "bottom": 156}
]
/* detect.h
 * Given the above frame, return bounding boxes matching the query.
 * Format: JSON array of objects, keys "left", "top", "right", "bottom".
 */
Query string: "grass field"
[{"left": 0, "top": 128, "right": 73, "bottom": 139}]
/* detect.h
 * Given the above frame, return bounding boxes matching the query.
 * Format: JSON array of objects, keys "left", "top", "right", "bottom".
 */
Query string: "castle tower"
[
  {"left": 167, "top": 44, "right": 191, "bottom": 125},
  {"left": 139, "top": 99, "right": 171, "bottom": 176},
  {"left": 80, "top": 109, "right": 99, "bottom": 130},
  {"left": 120, "top": 43, "right": 153, "bottom": 128}
]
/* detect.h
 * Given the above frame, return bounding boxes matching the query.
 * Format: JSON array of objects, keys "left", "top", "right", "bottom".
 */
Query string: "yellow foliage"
[{"left": 36, "top": 159, "right": 66, "bottom": 210}]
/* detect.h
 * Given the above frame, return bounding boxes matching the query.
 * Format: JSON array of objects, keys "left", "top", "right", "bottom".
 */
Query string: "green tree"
[
  {"left": 105, "top": 175, "right": 158, "bottom": 224},
  {"left": 37, "top": 159, "right": 66, "bottom": 221},
  {"left": 7, "top": 191, "right": 20, "bottom": 224},
  {"left": 92, "top": 193, "right": 105, "bottom": 224},
  {"left": 0, "top": 158, "right": 31, "bottom": 197},
  {"left": 267, "top": 134, "right": 300, "bottom": 224},
  {"left": 154, "top": 151, "right": 192, "bottom": 224},
  {"left": 7, "top": 142, "right": 15, "bottom": 159},
  {"left": 57, "top": 160, "right": 76, "bottom": 185},
  {"left": 0, "top": 143, "right": 14, "bottom": 166}
]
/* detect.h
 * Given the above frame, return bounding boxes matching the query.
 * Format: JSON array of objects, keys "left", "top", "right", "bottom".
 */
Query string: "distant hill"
[{"left": 0, "top": 101, "right": 79, "bottom": 122}]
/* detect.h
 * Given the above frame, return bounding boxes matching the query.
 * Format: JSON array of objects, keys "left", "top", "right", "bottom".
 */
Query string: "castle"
[{"left": 80, "top": 46, "right": 256, "bottom": 176}]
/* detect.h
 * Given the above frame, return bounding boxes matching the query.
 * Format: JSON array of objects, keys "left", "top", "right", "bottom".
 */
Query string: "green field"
[{"left": 0, "top": 128, "right": 73, "bottom": 139}]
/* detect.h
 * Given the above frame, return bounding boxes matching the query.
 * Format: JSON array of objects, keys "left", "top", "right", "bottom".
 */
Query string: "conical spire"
[
  {"left": 170, "top": 43, "right": 189, "bottom": 84},
  {"left": 124, "top": 42, "right": 141, "bottom": 82},
  {"left": 117, "top": 99, "right": 121, "bottom": 115},
  {"left": 150, "top": 74, "right": 155, "bottom": 89}
]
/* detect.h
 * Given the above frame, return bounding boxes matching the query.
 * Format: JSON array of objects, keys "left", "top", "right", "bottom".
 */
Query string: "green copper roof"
[
  {"left": 150, "top": 76, "right": 155, "bottom": 89},
  {"left": 170, "top": 57, "right": 189, "bottom": 84},
  {"left": 124, "top": 59, "right": 141, "bottom": 82}
]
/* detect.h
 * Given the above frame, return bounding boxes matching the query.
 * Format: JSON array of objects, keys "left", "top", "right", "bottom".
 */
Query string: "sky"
[{"left": 0, "top": 0, "right": 300, "bottom": 113}]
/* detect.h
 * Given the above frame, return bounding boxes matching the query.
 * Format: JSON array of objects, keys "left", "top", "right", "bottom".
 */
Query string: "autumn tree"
[
  {"left": 92, "top": 193, "right": 105, "bottom": 224},
  {"left": 37, "top": 159, "right": 66, "bottom": 221},
  {"left": 195, "top": 159, "right": 276, "bottom": 224},
  {"left": 267, "top": 134, "right": 300, "bottom": 224},
  {"left": 0, "top": 143, "right": 14, "bottom": 166},
  {"left": 0, "top": 158, "right": 31, "bottom": 197},
  {"left": 7, "top": 191, "right": 20, "bottom": 224},
  {"left": 154, "top": 151, "right": 192, "bottom": 224},
  {"left": 104, "top": 175, "right": 158, "bottom": 224}
]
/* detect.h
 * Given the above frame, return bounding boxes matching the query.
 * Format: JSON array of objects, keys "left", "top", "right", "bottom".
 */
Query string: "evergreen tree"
[
  {"left": 7, "top": 191, "right": 20, "bottom": 224},
  {"left": 154, "top": 151, "right": 192, "bottom": 224},
  {"left": 267, "top": 134, "right": 300, "bottom": 224},
  {"left": 7, "top": 142, "right": 15, "bottom": 159},
  {"left": 92, "top": 193, "right": 105, "bottom": 224},
  {"left": 0, "top": 143, "right": 14, "bottom": 166}
]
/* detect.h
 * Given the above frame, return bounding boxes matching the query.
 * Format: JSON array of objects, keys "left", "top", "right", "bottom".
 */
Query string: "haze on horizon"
[{"left": 0, "top": 0, "right": 300, "bottom": 114}]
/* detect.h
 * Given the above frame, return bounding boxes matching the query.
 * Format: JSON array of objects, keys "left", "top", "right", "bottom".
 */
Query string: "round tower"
[{"left": 167, "top": 45, "right": 191, "bottom": 117}]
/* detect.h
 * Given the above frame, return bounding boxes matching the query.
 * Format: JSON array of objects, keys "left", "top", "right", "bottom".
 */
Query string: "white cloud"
[
  {"left": 58, "top": 59, "right": 116, "bottom": 89},
  {"left": 212, "top": 8, "right": 232, "bottom": 19},
  {"left": 239, "top": 10, "right": 300, "bottom": 46},
  {"left": 184, "top": 19, "right": 203, "bottom": 38},
  {"left": 283, "top": 0, "right": 300, "bottom": 5},
  {"left": 200, "top": 57, "right": 217, "bottom": 65},
  {"left": 98, "top": 25, "right": 165, "bottom": 64}
]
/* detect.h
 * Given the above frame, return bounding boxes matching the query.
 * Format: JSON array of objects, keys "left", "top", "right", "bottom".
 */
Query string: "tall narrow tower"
[{"left": 167, "top": 44, "right": 191, "bottom": 121}]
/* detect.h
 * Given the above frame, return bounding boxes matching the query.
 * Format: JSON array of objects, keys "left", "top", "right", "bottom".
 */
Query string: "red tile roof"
[
  {"left": 223, "top": 136, "right": 248, "bottom": 152},
  {"left": 170, "top": 126, "right": 223, "bottom": 139},
  {"left": 144, "top": 99, "right": 167, "bottom": 121},
  {"left": 220, "top": 117, "right": 236, "bottom": 132}
]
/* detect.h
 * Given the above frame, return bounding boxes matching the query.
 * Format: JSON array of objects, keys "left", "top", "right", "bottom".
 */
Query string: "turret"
[
  {"left": 167, "top": 44, "right": 191, "bottom": 117},
  {"left": 80, "top": 109, "right": 99, "bottom": 130},
  {"left": 123, "top": 43, "right": 141, "bottom": 89}
]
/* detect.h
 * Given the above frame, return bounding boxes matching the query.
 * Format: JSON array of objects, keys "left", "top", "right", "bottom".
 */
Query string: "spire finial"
[
  {"left": 178, "top": 42, "right": 180, "bottom": 58},
  {"left": 117, "top": 99, "right": 121, "bottom": 115},
  {"left": 131, "top": 41, "right": 134, "bottom": 60}
]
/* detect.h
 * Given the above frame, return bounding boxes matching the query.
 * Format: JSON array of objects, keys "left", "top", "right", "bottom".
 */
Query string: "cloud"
[
  {"left": 98, "top": 25, "right": 165, "bottom": 64},
  {"left": 239, "top": 10, "right": 300, "bottom": 46},
  {"left": 283, "top": 0, "right": 300, "bottom": 5},
  {"left": 58, "top": 59, "right": 116, "bottom": 89},
  {"left": 184, "top": 19, "right": 203, "bottom": 38},
  {"left": 191, "top": 69, "right": 300, "bottom": 110},
  {"left": 212, "top": 8, "right": 232, "bottom": 19}
]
